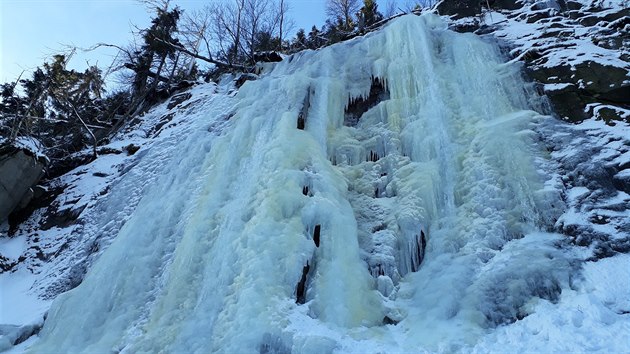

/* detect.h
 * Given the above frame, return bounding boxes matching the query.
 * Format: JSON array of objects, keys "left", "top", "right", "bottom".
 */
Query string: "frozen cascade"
[{"left": 29, "top": 14, "right": 573, "bottom": 353}]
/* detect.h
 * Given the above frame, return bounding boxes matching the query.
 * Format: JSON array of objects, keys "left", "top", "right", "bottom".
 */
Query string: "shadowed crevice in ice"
[{"left": 344, "top": 77, "right": 389, "bottom": 127}]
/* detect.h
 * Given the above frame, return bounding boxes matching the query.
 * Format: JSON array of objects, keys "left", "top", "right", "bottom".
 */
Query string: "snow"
[
  {"left": 1, "top": 12, "right": 629, "bottom": 354},
  {"left": 0, "top": 137, "right": 47, "bottom": 163},
  {"left": 482, "top": 11, "right": 508, "bottom": 25},
  {"left": 477, "top": 3, "right": 630, "bottom": 72},
  {"left": 582, "top": 254, "right": 630, "bottom": 314},
  {"left": 0, "top": 81, "right": 230, "bottom": 350},
  {"left": 0, "top": 269, "right": 49, "bottom": 326},
  {"left": 574, "top": 0, "right": 629, "bottom": 9},
  {"left": 0, "top": 237, "right": 26, "bottom": 261},
  {"left": 544, "top": 82, "right": 574, "bottom": 91},
  {"left": 473, "top": 254, "right": 630, "bottom": 353}
]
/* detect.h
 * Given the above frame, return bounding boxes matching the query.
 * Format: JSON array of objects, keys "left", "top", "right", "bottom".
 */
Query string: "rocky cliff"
[
  {"left": 0, "top": 143, "right": 46, "bottom": 225},
  {"left": 441, "top": 0, "right": 629, "bottom": 123}
]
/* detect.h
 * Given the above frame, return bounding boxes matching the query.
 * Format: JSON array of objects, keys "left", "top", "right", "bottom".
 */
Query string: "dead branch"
[
  {"left": 82, "top": 43, "right": 137, "bottom": 65},
  {"left": 68, "top": 101, "right": 98, "bottom": 159},
  {"left": 150, "top": 35, "right": 251, "bottom": 71}
]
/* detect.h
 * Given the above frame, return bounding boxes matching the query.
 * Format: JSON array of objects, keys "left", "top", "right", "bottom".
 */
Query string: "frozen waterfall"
[{"left": 30, "top": 14, "right": 572, "bottom": 353}]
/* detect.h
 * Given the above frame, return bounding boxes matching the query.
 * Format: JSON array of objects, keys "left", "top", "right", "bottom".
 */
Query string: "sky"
[{"left": 0, "top": 0, "right": 410, "bottom": 87}]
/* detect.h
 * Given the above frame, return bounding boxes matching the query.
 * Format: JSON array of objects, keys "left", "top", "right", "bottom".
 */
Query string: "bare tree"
[
  {"left": 148, "top": 35, "right": 249, "bottom": 70},
  {"left": 243, "top": 0, "right": 271, "bottom": 61},
  {"left": 137, "top": 0, "right": 170, "bottom": 13},
  {"left": 206, "top": 0, "right": 292, "bottom": 64},
  {"left": 274, "top": 0, "right": 294, "bottom": 51},
  {"left": 181, "top": 7, "right": 214, "bottom": 75},
  {"left": 209, "top": 0, "right": 247, "bottom": 65},
  {"left": 326, "top": 0, "right": 361, "bottom": 31},
  {"left": 111, "top": 0, "right": 296, "bottom": 76}
]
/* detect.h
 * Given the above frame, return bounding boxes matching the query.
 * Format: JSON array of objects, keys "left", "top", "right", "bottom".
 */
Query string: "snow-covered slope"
[
  {"left": 0, "top": 81, "right": 235, "bottom": 351},
  {"left": 1, "top": 12, "right": 629, "bottom": 353}
]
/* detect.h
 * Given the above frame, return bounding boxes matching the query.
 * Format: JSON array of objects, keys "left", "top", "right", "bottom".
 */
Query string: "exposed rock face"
[
  {"left": 235, "top": 73, "right": 258, "bottom": 88},
  {"left": 488, "top": 0, "right": 523, "bottom": 11},
  {"left": 453, "top": 0, "right": 630, "bottom": 124},
  {"left": 536, "top": 117, "right": 630, "bottom": 261},
  {"left": 529, "top": 60, "right": 630, "bottom": 122},
  {"left": 167, "top": 92, "right": 193, "bottom": 109},
  {"left": 530, "top": 56, "right": 630, "bottom": 122},
  {"left": 254, "top": 51, "right": 283, "bottom": 63},
  {"left": 437, "top": 0, "right": 483, "bottom": 19},
  {"left": 0, "top": 145, "right": 46, "bottom": 223}
]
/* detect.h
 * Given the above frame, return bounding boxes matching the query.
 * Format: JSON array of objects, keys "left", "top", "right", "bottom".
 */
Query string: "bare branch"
[
  {"left": 4, "top": 114, "right": 111, "bottom": 129},
  {"left": 326, "top": 0, "right": 360, "bottom": 30},
  {"left": 82, "top": 43, "right": 137, "bottom": 66},
  {"left": 149, "top": 33, "right": 251, "bottom": 70},
  {"left": 68, "top": 101, "right": 98, "bottom": 159}
]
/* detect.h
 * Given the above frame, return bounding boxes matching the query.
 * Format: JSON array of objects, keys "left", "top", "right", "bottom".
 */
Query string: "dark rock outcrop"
[
  {"left": 488, "top": 0, "right": 523, "bottom": 11},
  {"left": 0, "top": 145, "right": 46, "bottom": 223},
  {"left": 123, "top": 144, "right": 141, "bottom": 155},
  {"left": 40, "top": 204, "right": 87, "bottom": 231},
  {"left": 437, "top": 0, "right": 483, "bottom": 19},
  {"left": 530, "top": 61, "right": 630, "bottom": 123},
  {"left": 45, "top": 152, "right": 94, "bottom": 180},
  {"left": 455, "top": 0, "right": 630, "bottom": 124},
  {"left": 167, "top": 92, "right": 193, "bottom": 109},
  {"left": 254, "top": 51, "right": 283, "bottom": 63},
  {"left": 295, "top": 262, "right": 311, "bottom": 304},
  {"left": 235, "top": 73, "right": 258, "bottom": 88}
]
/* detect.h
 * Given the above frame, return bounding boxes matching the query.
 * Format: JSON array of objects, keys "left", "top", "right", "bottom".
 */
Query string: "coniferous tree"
[
  {"left": 0, "top": 54, "right": 108, "bottom": 160},
  {"left": 293, "top": 28, "right": 307, "bottom": 50},
  {"left": 322, "top": 19, "right": 346, "bottom": 44},
  {"left": 141, "top": 6, "right": 182, "bottom": 96},
  {"left": 0, "top": 81, "right": 25, "bottom": 124},
  {"left": 359, "top": 0, "right": 383, "bottom": 28},
  {"left": 308, "top": 25, "right": 323, "bottom": 49},
  {"left": 253, "top": 31, "right": 280, "bottom": 52}
]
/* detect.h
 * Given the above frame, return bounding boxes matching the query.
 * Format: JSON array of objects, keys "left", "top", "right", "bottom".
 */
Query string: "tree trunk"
[
  {"left": 69, "top": 102, "right": 98, "bottom": 160},
  {"left": 151, "top": 55, "right": 167, "bottom": 93},
  {"left": 168, "top": 52, "right": 181, "bottom": 84},
  {"left": 279, "top": 0, "right": 284, "bottom": 51}
]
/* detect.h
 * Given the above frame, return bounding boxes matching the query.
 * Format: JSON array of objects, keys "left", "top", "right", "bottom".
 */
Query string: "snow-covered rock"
[{"left": 447, "top": 0, "right": 629, "bottom": 123}]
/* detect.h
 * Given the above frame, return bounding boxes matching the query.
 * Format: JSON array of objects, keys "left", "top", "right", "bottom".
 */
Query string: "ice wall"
[{"left": 30, "top": 14, "right": 571, "bottom": 353}]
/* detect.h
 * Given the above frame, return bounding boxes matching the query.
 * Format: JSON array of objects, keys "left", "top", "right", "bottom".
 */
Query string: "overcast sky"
[{"left": 1, "top": 0, "right": 410, "bottom": 86}]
